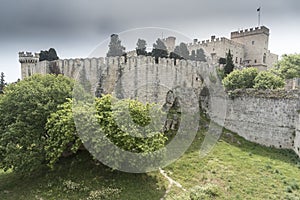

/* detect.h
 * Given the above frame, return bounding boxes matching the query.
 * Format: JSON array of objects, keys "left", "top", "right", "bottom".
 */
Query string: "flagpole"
[{"left": 257, "top": 7, "right": 261, "bottom": 27}]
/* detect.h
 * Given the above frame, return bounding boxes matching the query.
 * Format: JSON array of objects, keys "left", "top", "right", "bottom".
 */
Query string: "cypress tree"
[{"left": 224, "top": 50, "right": 234, "bottom": 76}]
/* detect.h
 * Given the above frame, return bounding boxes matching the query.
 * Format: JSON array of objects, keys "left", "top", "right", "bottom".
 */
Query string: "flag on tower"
[{"left": 257, "top": 7, "right": 261, "bottom": 26}]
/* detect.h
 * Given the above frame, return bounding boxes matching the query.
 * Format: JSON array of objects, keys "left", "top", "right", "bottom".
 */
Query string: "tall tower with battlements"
[
  {"left": 19, "top": 52, "right": 50, "bottom": 79},
  {"left": 19, "top": 52, "right": 40, "bottom": 79},
  {"left": 230, "top": 26, "right": 278, "bottom": 70},
  {"left": 186, "top": 25, "right": 278, "bottom": 70},
  {"left": 162, "top": 36, "right": 176, "bottom": 53}
]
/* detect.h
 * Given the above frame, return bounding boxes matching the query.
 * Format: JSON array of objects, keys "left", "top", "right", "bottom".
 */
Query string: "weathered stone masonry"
[{"left": 222, "top": 91, "right": 300, "bottom": 151}]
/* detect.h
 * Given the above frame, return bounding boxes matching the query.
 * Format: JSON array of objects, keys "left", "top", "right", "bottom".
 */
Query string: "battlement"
[
  {"left": 231, "top": 26, "right": 269, "bottom": 39},
  {"left": 188, "top": 37, "right": 225, "bottom": 46},
  {"left": 19, "top": 51, "right": 39, "bottom": 63},
  {"left": 188, "top": 36, "right": 244, "bottom": 49}
]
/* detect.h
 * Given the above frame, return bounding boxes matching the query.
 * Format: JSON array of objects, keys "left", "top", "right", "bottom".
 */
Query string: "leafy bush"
[
  {"left": 222, "top": 68, "right": 285, "bottom": 91},
  {"left": 45, "top": 99, "right": 82, "bottom": 168},
  {"left": 80, "top": 95, "right": 168, "bottom": 171},
  {"left": 45, "top": 94, "right": 168, "bottom": 170},
  {"left": 276, "top": 54, "right": 300, "bottom": 79},
  {"left": 95, "top": 95, "right": 167, "bottom": 151},
  {"left": 0, "top": 74, "right": 74, "bottom": 173},
  {"left": 222, "top": 68, "right": 258, "bottom": 90},
  {"left": 217, "top": 68, "right": 225, "bottom": 80},
  {"left": 254, "top": 71, "right": 285, "bottom": 90}
]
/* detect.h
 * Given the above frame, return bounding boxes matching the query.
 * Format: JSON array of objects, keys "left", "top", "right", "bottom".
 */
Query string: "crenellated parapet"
[
  {"left": 188, "top": 36, "right": 244, "bottom": 49},
  {"left": 19, "top": 51, "right": 40, "bottom": 63},
  {"left": 231, "top": 26, "right": 269, "bottom": 39},
  {"left": 189, "top": 37, "right": 223, "bottom": 46}
]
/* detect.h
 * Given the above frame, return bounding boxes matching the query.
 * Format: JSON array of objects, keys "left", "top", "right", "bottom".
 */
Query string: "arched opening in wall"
[
  {"left": 254, "top": 59, "right": 257, "bottom": 63},
  {"left": 279, "top": 145, "right": 282, "bottom": 148},
  {"left": 263, "top": 53, "right": 266, "bottom": 64},
  {"left": 298, "top": 147, "right": 299, "bottom": 152}
]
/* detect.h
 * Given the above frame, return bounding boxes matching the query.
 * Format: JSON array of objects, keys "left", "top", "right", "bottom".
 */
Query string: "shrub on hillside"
[
  {"left": 254, "top": 71, "right": 285, "bottom": 90},
  {"left": 222, "top": 67, "right": 258, "bottom": 91}
]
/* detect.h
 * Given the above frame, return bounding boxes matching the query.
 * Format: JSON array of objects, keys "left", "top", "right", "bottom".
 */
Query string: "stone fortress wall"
[
  {"left": 19, "top": 53, "right": 211, "bottom": 106},
  {"left": 295, "top": 112, "right": 300, "bottom": 156},
  {"left": 222, "top": 91, "right": 299, "bottom": 150},
  {"left": 19, "top": 52, "right": 300, "bottom": 157},
  {"left": 203, "top": 89, "right": 300, "bottom": 157},
  {"left": 230, "top": 26, "right": 278, "bottom": 70}
]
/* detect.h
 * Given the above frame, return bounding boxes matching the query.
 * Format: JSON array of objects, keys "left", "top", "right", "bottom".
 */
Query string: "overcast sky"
[{"left": 1, "top": 0, "right": 300, "bottom": 82}]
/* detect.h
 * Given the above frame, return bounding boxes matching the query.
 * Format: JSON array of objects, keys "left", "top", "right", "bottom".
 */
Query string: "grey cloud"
[{"left": 1, "top": 0, "right": 299, "bottom": 40}]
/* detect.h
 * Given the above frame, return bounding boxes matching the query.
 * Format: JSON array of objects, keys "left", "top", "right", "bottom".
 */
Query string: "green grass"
[
  {"left": 0, "top": 152, "right": 166, "bottom": 200},
  {"left": 1, "top": 128, "right": 300, "bottom": 199},
  {"left": 165, "top": 128, "right": 300, "bottom": 200}
]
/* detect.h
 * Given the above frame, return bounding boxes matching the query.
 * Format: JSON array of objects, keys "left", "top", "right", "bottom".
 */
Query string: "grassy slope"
[
  {"left": 1, "top": 128, "right": 300, "bottom": 200},
  {"left": 165, "top": 129, "right": 300, "bottom": 199},
  {"left": 0, "top": 152, "right": 166, "bottom": 200}
]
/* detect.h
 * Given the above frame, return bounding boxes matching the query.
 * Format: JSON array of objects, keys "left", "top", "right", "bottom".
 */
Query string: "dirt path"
[{"left": 159, "top": 168, "right": 186, "bottom": 200}]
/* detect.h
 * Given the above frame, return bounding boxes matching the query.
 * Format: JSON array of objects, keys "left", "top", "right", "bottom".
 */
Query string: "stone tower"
[
  {"left": 230, "top": 26, "right": 277, "bottom": 70},
  {"left": 19, "top": 52, "right": 40, "bottom": 79},
  {"left": 163, "top": 36, "right": 176, "bottom": 52}
]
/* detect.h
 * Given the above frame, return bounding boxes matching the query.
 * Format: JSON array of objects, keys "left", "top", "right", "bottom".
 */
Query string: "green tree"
[
  {"left": 172, "top": 46, "right": 182, "bottom": 58},
  {"left": 39, "top": 48, "right": 59, "bottom": 61},
  {"left": 45, "top": 99, "right": 81, "bottom": 168},
  {"left": 222, "top": 67, "right": 258, "bottom": 91},
  {"left": 0, "top": 74, "right": 74, "bottom": 173},
  {"left": 196, "top": 48, "right": 206, "bottom": 62},
  {"left": 169, "top": 46, "right": 182, "bottom": 65},
  {"left": 254, "top": 71, "right": 285, "bottom": 90},
  {"left": 136, "top": 39, "right": 147, "bottom": 56},
  {"left": 0, "top": 72, "right": 6, "bottom": 94},
  {"left": 107, "top": 34, "right": 126, "bottom": 57},
  {"left": 151, "top": 38, "right": 168, "bottom": 63},
  {"left": 179, "top": 42, "right": 190, "bottom": 60},
  {"left": 45, "top": 95, "right": 167, "bottom": 170},
  {"left": 276, "top": 54, "right": 300, "bottom": 79},
  {"left": 48, "top": 48, "right": 59, "bottom": 61},
  {"left": 218, "top": 57, "right": 226, "bottom": 65},
  {"left": 224, "top": 50, "right": 234, "bottom": 76}
]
